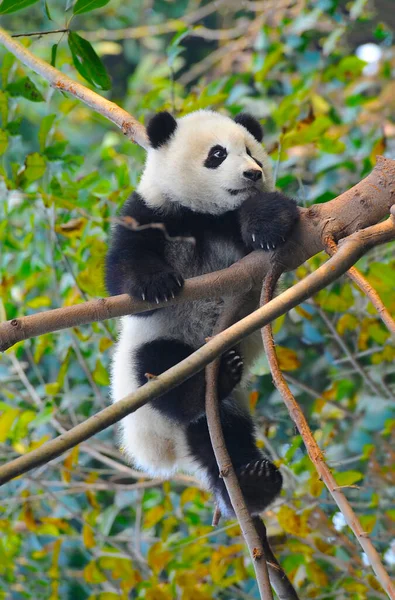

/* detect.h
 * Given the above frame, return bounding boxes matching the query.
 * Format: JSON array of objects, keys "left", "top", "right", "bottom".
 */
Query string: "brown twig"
[
  {"left": 325, "top": 236, "right": 395, "bottom": 340},
  {"left": 1, "top": 159, "right": 395, "bottom": 352},
  {"left": 11, "top": 29, "right": 69, "bottom": 37},
  {"left": 0, "top": 27, "right": 149, "bottom": 148},
  {"left": 261, "top": 270, "right": 395, "bottom": 600},
  {"left": 0, "top": 215, "right": 394, "bottom": 488}
]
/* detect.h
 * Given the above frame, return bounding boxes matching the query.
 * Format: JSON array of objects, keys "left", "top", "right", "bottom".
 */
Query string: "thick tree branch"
[
  {"left": 0, "top": 215, "right": 393, "bottom": 488},
  {"left": 1, "top": 158, "right": 394, "bottom": 352},
  {"left": 261, "top": 270, "right": 395, "bottom": 600},
  {"left": 0, "top": 27, "right": 149, "bottom": 148}
]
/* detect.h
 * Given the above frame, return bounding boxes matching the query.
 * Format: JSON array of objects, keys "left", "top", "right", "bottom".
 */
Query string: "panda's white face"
[{"left": 138, "top": 110, "right": 274, "bottom": 215}]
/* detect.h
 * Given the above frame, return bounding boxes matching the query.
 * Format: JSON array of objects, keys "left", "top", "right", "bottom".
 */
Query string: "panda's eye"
[
  {"left": 204, "top": 145, "right": 228, "bottom": 169},
  {"left": 212, "top": 148, "right": 227, "bottom": 159}
]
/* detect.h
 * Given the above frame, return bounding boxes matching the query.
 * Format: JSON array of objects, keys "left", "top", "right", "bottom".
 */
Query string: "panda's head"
[{"left": 138, "top": 110, "right": 274, "bottom": 214}]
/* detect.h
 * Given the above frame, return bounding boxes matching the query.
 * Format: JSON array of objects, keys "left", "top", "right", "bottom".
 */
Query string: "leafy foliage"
[{"left": 0, "top": 0, "right": 394, "bottom": 598}]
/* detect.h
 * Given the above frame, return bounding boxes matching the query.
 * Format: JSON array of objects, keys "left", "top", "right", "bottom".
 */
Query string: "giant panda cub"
[{"left": 106, "top": 110, "right": 299, "bottom": 517}]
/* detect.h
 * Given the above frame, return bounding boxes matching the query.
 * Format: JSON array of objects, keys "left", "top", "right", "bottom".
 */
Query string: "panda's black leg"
[
  {"left": 187, "top": 402, "right": 282, "bottom": 516},
  {"left": 135, "top": 339, "right": 243, "bottom": 424}
]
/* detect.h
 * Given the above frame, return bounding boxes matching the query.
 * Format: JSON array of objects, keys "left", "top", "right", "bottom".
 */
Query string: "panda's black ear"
[
  {"left": 147, "top": 111, "right": 177, "bottom": 149},
  {"left": 234, "top": 113, "right": 263, "bottom": 143}
]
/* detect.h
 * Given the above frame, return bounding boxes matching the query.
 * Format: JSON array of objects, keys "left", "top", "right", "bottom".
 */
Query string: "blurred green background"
[{"left": 0, "top": 1, "right": 394, "bottom": 598}]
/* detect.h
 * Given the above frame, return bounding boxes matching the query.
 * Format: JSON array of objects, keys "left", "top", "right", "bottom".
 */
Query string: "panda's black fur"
[{"left": 106, "top": 109, "right": 299, "bottom": 516}]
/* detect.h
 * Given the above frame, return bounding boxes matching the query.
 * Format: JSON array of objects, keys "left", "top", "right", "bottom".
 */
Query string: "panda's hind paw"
[{"left": 236, "top": 458, "right": 282, "bottom": 514}]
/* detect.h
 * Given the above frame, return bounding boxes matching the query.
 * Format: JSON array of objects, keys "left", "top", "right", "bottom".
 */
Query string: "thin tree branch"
[
  {"left": 205, "top": 357, "right": 273, "bottom": 599},
  {"left": 11, "top": 29, "right": 69, "bottom": 37},
  {"left": 252, "top": 517, "right": 300, "bottom": 600},
  {"left": 1, "top": 158, "right": 394, "bottom": 352},
  {"left": 325, "top": 237, "right": 395, "bottom": 340},
  {"left": 0, "top": 27, "right": 149, "bottom": 148},
  {"left": 261, "top": 270, "right": 395, "bottom": 600},
  {"left": 0, "top": 215, "right": 393, "bottom": 488}
]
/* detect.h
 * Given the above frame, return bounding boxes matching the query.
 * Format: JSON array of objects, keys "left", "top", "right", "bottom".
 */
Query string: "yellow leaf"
[
  {"left": 145, "top": 584, "right": 173, "bottom": 600},
  {"left": 84, "top": 560, "right": 106, "bottom": 584},
  {"left": 180, "top": 487, "right": 200, "bottom": 507},
  {"left": 336, "top": 313, "right": 358, "bottom": 336},
  {"left": 309, "top": 474, "right": 324, "bottom": 498},
  {"left": 147, "top": 542, "right": 171, "bottom": 574},
  {"left": 55, "top": 217, "right": 86, "bottom": 237},
  {"left": 45, "top": 382, "right": 60, "bottom": 396},
  {"left": 82, "top": 524, "right": 95, "bottom": 548},
  {"left": 99, "top": 337, "right": 113, "bottom": 352},
  {"left": 63, "top": 445, "right": 79, "bottom": 483},
  {"left": 307, "top": 563, "right": 328, "bottom": 587},
  {"left": 26, "top": 296, "right": 51, "bottom": 309},
  {"left": 277, "top": 506, "right": 311, "bottom": 536},
  {"left": 249, "top": 390, "right": 259, "bottom": 412},
  {"left": 275, "top": 346, "right": 300, "bottom": 371},
  {"left": 311, "top": 93, "right": 330, "bottom": 115},
  {"left": 359, "top": 514, "right": 377, "bottom": 533},
  {"left": 48, "top": 540, "right": 62, "bottom": 579},
  {"left": 22, "top": 500, "right": 37, "bottom": 531},
  {"left": 370, "top": 138, "right": 386, "bottom": 164},
  {"left": 144, "top": 505, "right": 165, "bottom": 529},
  {"left": 93, "top": 360, "right": 110, "bottom": 386},
  {"left": 0, "top": 407, "right": 19, "bottom": 442}
]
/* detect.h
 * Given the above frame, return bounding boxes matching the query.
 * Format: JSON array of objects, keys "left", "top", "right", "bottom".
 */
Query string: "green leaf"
[
  {"left": 50, "top": 43, "right": 58, "bottom": 67},
  {"left": 334, "top": 471, "right": 363, "bottom": 486},
  {"left": 0, "top": 90, "right": 8, "bottom": 126},
  {"left": 38, "top": 114, "right": 56, "bottom": 152},
  {"left": 7, "top": 77, "right": 44, "bottom": 102},
  {"left": 73, "top": 0, "right": 110, "bottom": 14},
  {"left": 6, "top": 118, "right": 22, "bottom": 136},
  {"left": 1, "top": 53, "right": 15, "bottom": 87},
  {"left": 23, "top": 152, "right": 47, "bottom": 182},
  {"left": 68, "top": 32, "right": 111, "bottom": 90},
  {"left": 0, "top": 0, "right": 39, "bottom": 14},
  {"left": 44, "top": 0, "right": 52, "bottom": 19},
  {"left": 167, "top": 28, "right": 189, "bottom": 68},
  {"left": 93, "top": 360, "right": 110, "bottom": 386},
  {"left": 0, "top": 130, "right": 9, "bottom": 156}
]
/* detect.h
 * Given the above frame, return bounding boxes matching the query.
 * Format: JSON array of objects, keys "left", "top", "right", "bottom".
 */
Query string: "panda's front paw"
[
  {"left": 218, "top": 348, "right": 243, "bottom": 399},
  {"left": 240, "top": 191, "right": 299, "bottom": 252},
  {"left": 246, "top": 225, "right": 284, "bottom": 252},
  {"left": 128, "top": 270, "right": 184, "bottom": 304}
]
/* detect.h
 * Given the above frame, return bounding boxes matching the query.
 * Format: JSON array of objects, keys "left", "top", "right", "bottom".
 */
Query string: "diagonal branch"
[
  {"left": 0, "top": 26, "right": 148, "bottom": 148},
  {"left": 261, "top": 269, "right": 395, "bottom": 600},
  {"left": 1, "top": 158, "right": 394, "bottom": 352},
  {"left": 0, "top": 215, "right": 393, "bottom": 489}
]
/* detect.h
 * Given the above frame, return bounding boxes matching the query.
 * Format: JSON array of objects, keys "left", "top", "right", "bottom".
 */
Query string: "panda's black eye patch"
[
  {"left": 246, "top": 147, "right": 252, "bottom": 157},
  {"left": 204, "top": 145, "right": 227, "bottom": 169}
]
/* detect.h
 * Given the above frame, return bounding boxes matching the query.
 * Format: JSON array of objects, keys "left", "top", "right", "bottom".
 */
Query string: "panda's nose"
[{"left": 243, "top": 169, "right": 262, "bottom": 182}]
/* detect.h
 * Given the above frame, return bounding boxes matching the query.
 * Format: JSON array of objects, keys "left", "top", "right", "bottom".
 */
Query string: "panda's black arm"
[
  {"left": 105, "top": 193, "right": 184, "bottom": 302},
  {"left": 238, "top": 190, "right": 299, "bottom": 251}
]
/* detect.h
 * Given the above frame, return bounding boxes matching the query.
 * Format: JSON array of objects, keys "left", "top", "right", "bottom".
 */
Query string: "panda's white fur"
[
  {"left": 139, "top": 110, "right": 274, "bottom": 214},
  {"left": 106, "top": 109, "right": 295, "bottom": 515}
]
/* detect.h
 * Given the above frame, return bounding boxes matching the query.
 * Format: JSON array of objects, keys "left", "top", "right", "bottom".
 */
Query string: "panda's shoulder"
[{"left": 120, "top": 191, "right": 157, "bottom": 224}]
